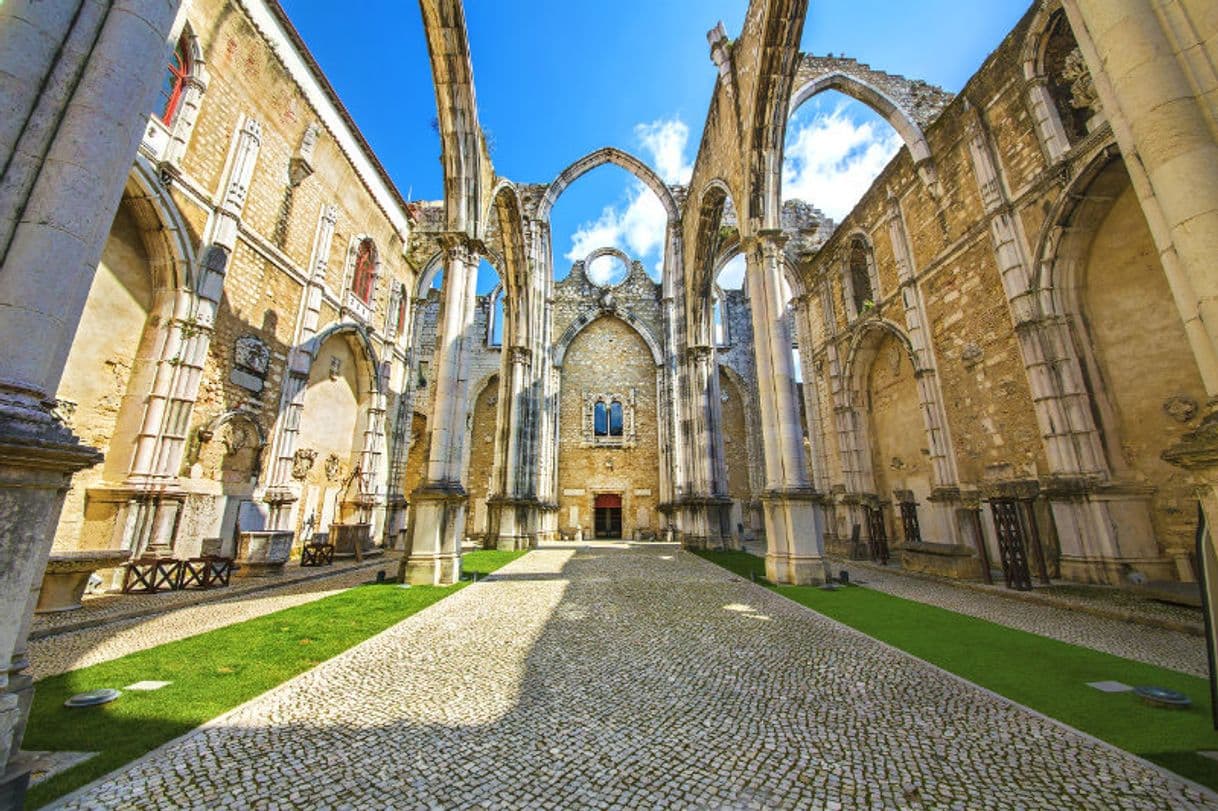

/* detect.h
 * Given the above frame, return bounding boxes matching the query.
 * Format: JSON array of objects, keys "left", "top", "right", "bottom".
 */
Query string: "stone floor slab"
[{"left": 51, "top": 545, "right": 1218, "bottom": 810}]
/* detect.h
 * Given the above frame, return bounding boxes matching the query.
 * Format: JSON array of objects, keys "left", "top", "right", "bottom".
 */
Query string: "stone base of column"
[
  {"left": 676, "top": 496, "right": 733, "bottom": 550},
  {"left": 487, "top": 496, "right": 540, "bottom": 551},
  {"left": 0, "top": 404, "right": 102, "bottom": 804},
  {"left": 761, "top": 489, "right": 829, "bottom": 586},
  {"left": 400, "top": 484, "right": 466, "bottom": 586},
  {"left": 1045, "top": 487, "right": 1164, "bottom": 585}
]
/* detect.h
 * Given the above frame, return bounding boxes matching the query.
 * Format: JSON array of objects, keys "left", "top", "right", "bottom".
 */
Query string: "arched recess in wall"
[
  {"left": 52, "top": 159, "right": 197, "bottom": 553},
  {"left": 718, "top": 363, "right": 762, "bottom": 511},
  {"left": 294, "top": 322, "right": 385, "bottom": 531},
  {"left": 842, "top": 320, "right": 945, "bottom": 544},
  {"left": 1034, "top": 151, "right": 1206, "bottom": 563},
  {"left": 1021, "top": 1, "right": 1107, "bottom": 162}
]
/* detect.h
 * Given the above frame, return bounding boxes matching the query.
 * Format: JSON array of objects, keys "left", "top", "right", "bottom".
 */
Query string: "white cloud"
[
  {"left": 634, "top": 119, "right": 693, "bottom": 184},
  {"left": 565, "top": 117, "right": 692, "bottom": 279},
  {"left": 782, "top": 103, "right": 902, "bottom": 221}
]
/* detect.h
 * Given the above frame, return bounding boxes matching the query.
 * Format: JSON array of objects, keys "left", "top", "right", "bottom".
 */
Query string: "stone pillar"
[
  {"left": 487, "top": 346, "right": 539, "bottom": 550},
  {"left": 744, "top": 232, "right": 828, "bottom": 584},
  {"left": 1064, "top": 0, "right": 1218, "bottom": 394},
  {"left": 401, "top": 234, "right": 479, "bottom": 585},
  {"left": 679, "top": 345, "right": 731, "bottom": 548},
  {"left": 0, "top": 1, "right": 185, "bottom": 803},
  {"left": 266, "top": 203, "right": 338, "bottom": 527}
]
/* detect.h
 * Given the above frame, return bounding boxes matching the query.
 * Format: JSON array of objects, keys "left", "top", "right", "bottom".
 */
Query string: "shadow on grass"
[
  {"left": 24, "top": 549, "right": 527, "bottom": 809},
  {"left": 695, "top": 549, "right": 1218, "bottom": 792}
]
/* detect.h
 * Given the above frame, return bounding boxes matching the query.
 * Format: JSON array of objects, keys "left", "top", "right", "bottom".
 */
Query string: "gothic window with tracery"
[{"left": 584, "top": 391, "right": 636, "bottom": 447}]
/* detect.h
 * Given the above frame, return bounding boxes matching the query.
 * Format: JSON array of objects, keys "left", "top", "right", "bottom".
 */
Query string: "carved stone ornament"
[
  {"left": 1061, "top": 47, "right": 1101, "bottom": 113},
  {"left": 235, "top": 335, "right": 270, "bottom": 375},
  {"left": 292, "top": 447, "right": 317, "bottom": 479},
  {"left": 1163, "top": 395, "right": 1199, "bottom": 424},
  {"left": 324, "top": 453, "right": 342, "bottom": 481}
]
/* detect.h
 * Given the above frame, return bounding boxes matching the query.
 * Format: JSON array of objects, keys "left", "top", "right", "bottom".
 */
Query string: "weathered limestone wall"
[
  {"left": 557, "top": 317, "right": 661, "bottom": 538},
  {"left": 465, "top": 373, "right": 500, "bottom": 538}
]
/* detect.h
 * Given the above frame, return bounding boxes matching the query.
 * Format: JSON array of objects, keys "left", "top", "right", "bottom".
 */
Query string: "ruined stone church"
[{"left": 3, "top": 0, "right": 1218, "bottom": 792}]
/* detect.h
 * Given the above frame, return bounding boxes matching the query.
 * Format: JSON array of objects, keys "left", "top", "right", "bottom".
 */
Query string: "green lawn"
[
  {"left": 696, "top": 550, "right": 1218, "bottom": 790},
  {"left": 24, "top": 549, "right": 527, "bottom": 808}
]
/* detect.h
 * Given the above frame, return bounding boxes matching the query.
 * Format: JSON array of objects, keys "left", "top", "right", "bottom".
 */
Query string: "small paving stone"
[{"left": 51, "top": 546, "right": 1218, "bottom": 810}]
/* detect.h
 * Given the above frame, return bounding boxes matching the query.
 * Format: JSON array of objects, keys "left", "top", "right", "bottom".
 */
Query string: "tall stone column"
[
  {"left": 487, "top": 345, "right": 539, "bottom": 550},
  {"left": 0, "top": 1, "right": 185, "bottom": 803},
  {"left": 402, "top": 233, "right": 479, "bottom": 584},
  {"left": 679, "top": 345, "right": 731, "bottom": 548},
  {"left": 744, "top": 232, "right": 828, "bottom": 584}
]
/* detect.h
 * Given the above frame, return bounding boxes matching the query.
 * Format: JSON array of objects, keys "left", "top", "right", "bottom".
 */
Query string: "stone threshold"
[
  {"left": 830, "top": 556, "right": 1206, "bottom": 637},
  {"left": 30, "top": 556, "right": 396, "bottom": 641}
]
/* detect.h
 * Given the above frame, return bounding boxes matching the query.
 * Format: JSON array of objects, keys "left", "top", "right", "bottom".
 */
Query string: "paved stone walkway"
[
  {"left": 29, "top": 556, "right": 397, "bottom": 681},
  {"left": 54, "top": 544, "right": 1218, "bottom": 810},
  {"left": 828, "top": 558, "right": 1208, "bottom": 678}
]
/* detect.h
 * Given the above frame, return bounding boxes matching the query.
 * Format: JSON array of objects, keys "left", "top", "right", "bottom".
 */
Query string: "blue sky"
[{"left": 280, "top": 0, "right": 1031, "bottom": 287}]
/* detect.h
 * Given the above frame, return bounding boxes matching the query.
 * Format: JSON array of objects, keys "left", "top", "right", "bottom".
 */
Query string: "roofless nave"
[{"left": 1, "top": 0, "right": 1218, "bottom": 805}]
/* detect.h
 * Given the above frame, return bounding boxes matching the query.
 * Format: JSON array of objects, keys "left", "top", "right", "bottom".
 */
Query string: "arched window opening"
[
  {"left": 609, "top": 402, "right": 623, "bottom": 436},
  {"left": 1043, "top": 11, "right": 1098, "bottom": 144},
  {"left": 488, "top": 289, "right": 505, "bottom": 347},
  {"left": 594, "top": 401, "right": 609, "bottom": 436},
  {"left": 394, "top": 284, "right": 408, "bottom": 336},
  {"left": 848, "top": 237, "right": 875, "bottom": 318},
  {"left": 351, "top": 239, "right": 376, "bottom": 303},
  {"left": 792, "top": 346, "right": 804, "bottom": 384},
  {"left": 160, "top": 36, "right": 190, "bottom": 125},
  {"left": 712, "top": 294, "right": 727, "bottom": 346}
]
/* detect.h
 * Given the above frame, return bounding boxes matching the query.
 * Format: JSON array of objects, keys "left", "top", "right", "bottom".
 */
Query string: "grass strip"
[
  {"left": 696, "top": 549, "right": 1218, "bottom": 791},
  {"left": 24, "top": 549, "right": 527, "bottom": 808}
]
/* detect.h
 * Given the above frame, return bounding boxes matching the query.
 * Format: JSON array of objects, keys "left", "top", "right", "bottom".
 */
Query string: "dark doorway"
[{"left": 594, "top": 493, "right": 623, "bottom": 539}]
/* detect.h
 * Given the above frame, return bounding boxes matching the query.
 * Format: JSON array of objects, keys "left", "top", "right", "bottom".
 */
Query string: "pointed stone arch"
[
  {"left": 537, "top": 147, "right": 679, "bottom": 223},
  {"left": 553, "top": 311, "right": 664, "bottom": 369}
]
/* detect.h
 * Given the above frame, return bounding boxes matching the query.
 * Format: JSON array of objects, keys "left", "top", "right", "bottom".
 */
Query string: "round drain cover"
[
  {"left": 1133, "top": 685, "right": 1190, "bottom": 709},
  {"left": 64, "top": 688, "right": 121, "bottom": 708}
]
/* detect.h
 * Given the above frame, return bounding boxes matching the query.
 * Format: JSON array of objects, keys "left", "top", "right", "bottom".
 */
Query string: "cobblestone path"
[
  {"left": 54, "top": 545, "right": 1218, "bottom": 810},
  {"left": 30, "top": 557, "right": 396, "bottom": 681},
  {"left": 829, "top": 558, "right": 1208, "bottom": 678}
]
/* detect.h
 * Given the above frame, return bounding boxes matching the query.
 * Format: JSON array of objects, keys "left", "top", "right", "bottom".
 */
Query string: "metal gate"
[
  {"left": 865, "top": 505, "right": 889, "bottom": 565},
  {"left": 991, "top": 499, "right": 1033, "bottom": 591}
]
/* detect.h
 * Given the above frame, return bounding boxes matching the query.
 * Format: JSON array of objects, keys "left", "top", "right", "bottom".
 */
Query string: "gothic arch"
[
  {"left": 790, "top": 71, "right": 933, "bottom": 167},
  {"left": 537, "top": 147, "right": 680, "bottom": 223},
  {"left": 688, "top": 179, "right": 738, "bottom": 346},
  {"left": 418, "top": 0, "right": 490, "bottom": 234},
  {"left": 553, "top": 312, "right": 664, "bottom": 369},
  {"left": 488, "top": 180, "right": 530, "bottom": 345},
  {"left": 745, "top": 0, "right": 809, "bottom": 231},
  {"left": 307, "top": 321, "right": 384, "bottom": 397},
  {"left": 124, "top": 155, "right": 196, "bottom": 293}
]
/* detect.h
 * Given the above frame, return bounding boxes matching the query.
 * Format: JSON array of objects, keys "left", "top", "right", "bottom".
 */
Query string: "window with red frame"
[
  {"left": 159, "top": 37, "right": 189, "bottom": 125},
  {"left": 352, "top": 239, "right": 376, "bottom": 303},
  {"left": 394, "top": 284, "right": 408, "bottom": 335}
]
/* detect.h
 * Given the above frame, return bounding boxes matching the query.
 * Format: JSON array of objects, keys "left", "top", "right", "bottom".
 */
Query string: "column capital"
[
  {"left": 685, "top": 344, "right": 714, "bottom": 363},
  {"left": 438, "top": 231, "right": 484, "bottom": 258},
  {"left": 740, "top": 229, "right": 789, "bottom": 255},
  {"left": 508, "top": 346, "right": 532, "bottom": 365}
]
